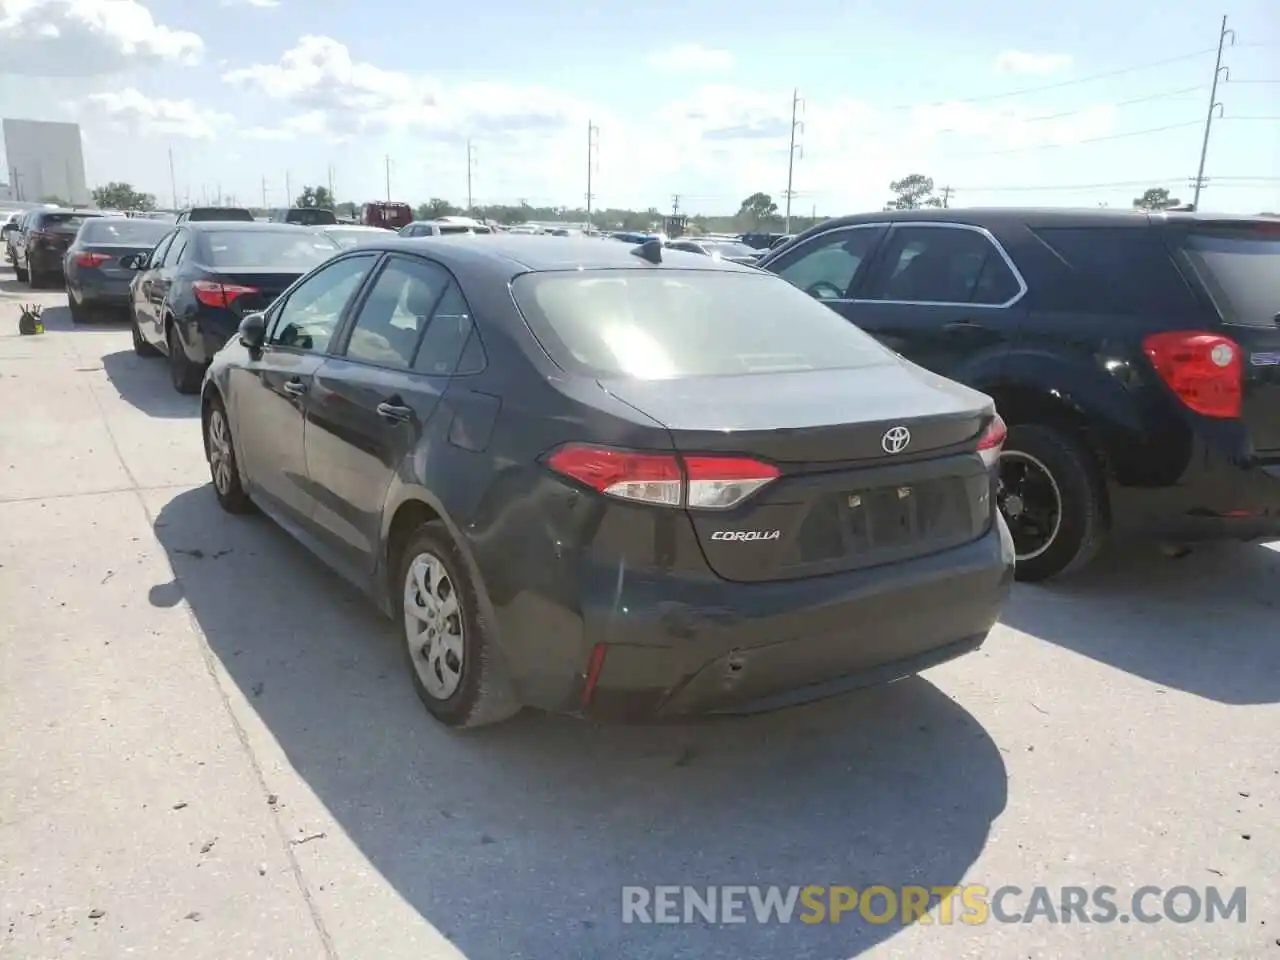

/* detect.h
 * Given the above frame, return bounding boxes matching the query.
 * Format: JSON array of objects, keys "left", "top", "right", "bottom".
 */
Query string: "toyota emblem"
[{"left": 881, "top": 425, "right": 911, "bottom": 454}]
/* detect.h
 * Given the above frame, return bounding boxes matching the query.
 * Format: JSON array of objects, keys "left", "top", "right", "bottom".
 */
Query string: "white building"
[{"left": 2, "top": 119, "right": 89, "bottom": 206}]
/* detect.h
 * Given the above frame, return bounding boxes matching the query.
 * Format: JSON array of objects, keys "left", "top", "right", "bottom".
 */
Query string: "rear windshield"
[
  {"left": 186, "top": 208, "right": 255, "bottom": 222},
  {"left": 511, "top": 269, "right": 893, "bottom": 380},
  {"left": 196, "top": 230, "right": 340, "bottom": 269},
  {"left": 80, "top": 219, "right": 171, "bottom": 244},
  {"left": 1175, "top": 227, "right": 1280, "bottom": 328},
  {"left": 40, "top": 212, "right": 99, "bottom": 229},
  {"left": 286, "top": 208, "right": 337, "bottom": 226}
]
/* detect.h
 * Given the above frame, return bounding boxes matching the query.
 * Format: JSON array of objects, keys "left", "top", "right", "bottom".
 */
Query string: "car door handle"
[
  {"left": 376, "top": 401, "right": 413, "bottom": 424},
  {"left": 282, "top": 378, "right": 307, "bottom": 397}
]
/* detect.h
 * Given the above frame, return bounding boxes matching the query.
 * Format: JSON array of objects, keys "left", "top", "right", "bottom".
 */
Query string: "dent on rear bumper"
[{"left": 494, "top": 517, "right": 1015, "bottom": 719}]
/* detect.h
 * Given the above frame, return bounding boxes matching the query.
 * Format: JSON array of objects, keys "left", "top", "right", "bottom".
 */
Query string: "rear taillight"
[
  {"left": 1142, "top": 331, "right": 1242, "bottom": 419},
  {"left": 74, "top": 252, "right": 111, "bottom": 268},
  {"left": 29, "top": 230, "right": 54, "bottom": 243},
  {"left": 976, "top": 413, "right": 1007, "bottom": 469},
  {"left": 193, "top": 280, "right": 259, "bottom": 308},
  {"left": 545, "top": 444, "right": 780, "bottom": 510}
]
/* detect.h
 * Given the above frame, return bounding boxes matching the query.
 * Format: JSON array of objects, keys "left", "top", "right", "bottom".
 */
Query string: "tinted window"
[
  {"left": 185, "top": 208, "right": 254, "bottom": 222},
  {"left": 864, "top": 226, "right": 1020, "bottom": 305},
  {"left": 197, "top": 230, "right": 339, "bottom": 269},
  {"left": 511, "top": 270, "right": 893, "bottom": 380},
  {"left": 39, "top": 212, "right": 99, "bottom": 230},
  {"left": 770, "top": 227, "right": 882, "bottom": 301},
  {"left": 162, "top": 233, "right": 189, "bottom": 267},
  {"left": 1173, "top": 226, "right": 1280, "bottom": 328},
  {"left": 344, "top": 258, "right": 451, "bottom": 368},
  {"left": 1031, "top": 226, "right": 1197, "bottom": 316},
  {"left": 147, "top": 232, "right": 177, "bottom": 268},
  {"left": 80, "top": 219, "right": 171, "bottom": 245},
  {"left": 268, "top": 255, "right": 376, "bottom": 353},
  {"left": 286, "top": 208, "right": 337, "bottom": 226},
  {"left": 414, "top": 282, "right": 476, "bottom": 375},
  {"left": 437, "top": 224, "right": 472, "bottom": 235}
]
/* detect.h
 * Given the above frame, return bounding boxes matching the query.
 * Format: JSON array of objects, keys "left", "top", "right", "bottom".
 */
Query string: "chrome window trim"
[{"left": 853, "top": 221, "right": 1028, "bottom": 309}]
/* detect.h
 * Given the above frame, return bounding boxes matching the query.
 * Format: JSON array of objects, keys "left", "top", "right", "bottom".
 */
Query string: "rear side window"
[
  {"left": 1173, "top": 226, "right": 1280, "bottom": 328},
  {"left": 863, "top": 225, "right": 1022, "bottom": 306},
  {"left": 1030, "top": 227, "right": 1199, "bottom": 316},
  {"left": 511, "top": 269, "right": 894, "bottom": 380}
]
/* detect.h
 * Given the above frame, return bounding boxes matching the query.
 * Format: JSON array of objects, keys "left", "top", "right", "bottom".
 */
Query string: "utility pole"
[
  {"left": 940, "top": 185, "right": 953, "bottom": 208},
  {"left": 216, "top": 182, "right": 222, "bottom": 206},
  {"left": 671, "top": 194, "right": 680, "bottom": 217},
  {"left": 327, "top": 164, "right": 335, "bottom": 203},
  {"left": 10, "top": 167, "right": 21, "bottom": 201},
  {"left": 168, "top": 148, "right": 178, "bottom": 210},
  {"left": 284, "top": 170, "right": 291, "bottom": 206},
  {"left": 784, "top": 88, "right": 804, "bottom": 233},
  {"left": 585, "top": 120, "right": 599, "bottom": 231},
  {"left": 261, "top": 176, "right": 268, "bottom": 208},
  {"left": 466, "top": 140, "right": 476, "bottom": 212},
  {"left": 1192, "top": 14, "right": 1235, "bottom": 210},
  {"left": 384, "top": 155, "right": 392, "bottom": 201}
]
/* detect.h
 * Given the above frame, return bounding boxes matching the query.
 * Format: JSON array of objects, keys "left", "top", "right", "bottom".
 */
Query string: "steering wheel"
[{"left": 805, "top": 280, "right": 845, "bottom": 300}]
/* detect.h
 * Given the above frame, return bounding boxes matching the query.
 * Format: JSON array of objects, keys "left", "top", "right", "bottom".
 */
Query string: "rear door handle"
[
  {"left": 282, "top": 378, "right": 307, "bottom": 397},
  {"left": 376, "top": 401, "right": 413, "bottom": 424}
]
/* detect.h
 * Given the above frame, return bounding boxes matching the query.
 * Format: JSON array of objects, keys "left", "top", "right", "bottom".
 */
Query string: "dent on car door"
[
  {"left": 306, "top": 255, "right": 476, "bottom": 574},
  {"left": 851, "top": 223, "right": 1028, "bottom": 378}
]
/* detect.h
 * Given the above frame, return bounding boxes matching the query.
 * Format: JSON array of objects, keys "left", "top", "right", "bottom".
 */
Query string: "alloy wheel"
[
  {"left": 207, "top": 408, "right": 234, "bottom": 496},
  {"left": 997, "top": 450, "right": 1063, "bottom": 562},
  {"left": 403, "top": 551, "right": 465, "bottom": 700}
]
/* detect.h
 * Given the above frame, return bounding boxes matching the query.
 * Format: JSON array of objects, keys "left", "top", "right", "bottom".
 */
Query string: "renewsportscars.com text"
[{"left": 621, "top": 884, "right": 1247, "bottom": 926}]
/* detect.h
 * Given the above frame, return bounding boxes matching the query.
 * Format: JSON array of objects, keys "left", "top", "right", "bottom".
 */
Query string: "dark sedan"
[
  {"left": 200, "top": 235, "right": 1014, "bottom": 728},
  {"left": 65, "top": 216, "right": 173, "bottom": 322},
  {"left": 126, "top": 222, "right": 340, "bottom": 394},
  {"left": 15, "top": 209, "right": 103, "bottom": 286}
]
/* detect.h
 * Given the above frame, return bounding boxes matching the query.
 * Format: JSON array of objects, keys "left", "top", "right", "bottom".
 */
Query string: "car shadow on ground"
[
  {"left": 101, "top": 349, "right": 199, "bottom": 419},
  {"left": 1000, "top": 539, "right": 1280, "bottom": 705},
  {"left": 149, "top": 486, "right": 1008, "bottom": 960}
]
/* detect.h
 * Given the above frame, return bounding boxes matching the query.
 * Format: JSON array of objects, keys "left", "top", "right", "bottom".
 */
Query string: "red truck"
[{"left": 361, "top": 202, "right": 413, "bottom": 231}]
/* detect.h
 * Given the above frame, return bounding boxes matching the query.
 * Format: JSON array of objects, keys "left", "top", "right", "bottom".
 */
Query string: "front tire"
[
  {"left": 397, "top": 520, "right": 520, "bottom": 728},
  {"left": 998, "top": 424, "right": 1108, "bottom": 582},
  {"left": 204, "top": 395, "right": 253, "bottom": 514},
  {"left": 168, "top": 324, "right": 202, "bottom": 394}
]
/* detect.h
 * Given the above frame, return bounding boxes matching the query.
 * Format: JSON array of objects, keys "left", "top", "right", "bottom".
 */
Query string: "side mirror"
[
  {"left": 238, "top": 312, "right": 267, "bottom": 350},
  {"left": 119, "top": 253, "right": 145, "bottom": 270}
]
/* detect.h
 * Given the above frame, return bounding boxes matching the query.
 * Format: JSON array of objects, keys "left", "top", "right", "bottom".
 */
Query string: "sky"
[{"left": 0, "top": 0, "right": 1276, "bottom": 215}]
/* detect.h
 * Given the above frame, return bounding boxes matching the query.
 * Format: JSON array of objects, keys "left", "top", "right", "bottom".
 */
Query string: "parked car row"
[{"left": 26, "top": 205, "right": 1280, "bottom": 733}]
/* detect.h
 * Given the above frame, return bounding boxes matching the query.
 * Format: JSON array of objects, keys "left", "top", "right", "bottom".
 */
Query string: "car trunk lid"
[{"left": 601, "top": 366, "right": 997, "bottom": 582}]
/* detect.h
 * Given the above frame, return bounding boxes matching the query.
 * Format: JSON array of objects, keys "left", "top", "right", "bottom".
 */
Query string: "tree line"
[{"left": 77, "top": 176, "right": 1203, "bottom": 229}]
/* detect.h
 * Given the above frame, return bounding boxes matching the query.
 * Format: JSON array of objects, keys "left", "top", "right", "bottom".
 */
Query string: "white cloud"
[
  {"left": 0, "top": 0, "right": 203, "bottom": 75},
  {"left": 645, "top": 43, "right": 734, "bottom": 73},
  {"left": 993, "top": 50, "right": 1073, "bottom": 75},
  {"left": 219, "top": 0, "right": 279, "bottom": 7},
  {"left": 82, "top": 87, "right": 232, "bottom": 139}
]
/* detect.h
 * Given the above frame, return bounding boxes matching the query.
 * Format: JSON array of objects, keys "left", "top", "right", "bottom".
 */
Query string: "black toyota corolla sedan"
[
  {"left": 200, "top": 235, "right": 1015, "bottom": 727},
  {"left": 125, "top": 221, "right": 341, "bottom": 394}
]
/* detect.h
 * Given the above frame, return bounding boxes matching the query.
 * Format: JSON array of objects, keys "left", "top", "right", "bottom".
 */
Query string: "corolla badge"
[
  {"left": 710, "top": 530, "right": 781, "bottom": 541},
  {"left": 881, "top": 425, "right": 911, "bottom": 454}
]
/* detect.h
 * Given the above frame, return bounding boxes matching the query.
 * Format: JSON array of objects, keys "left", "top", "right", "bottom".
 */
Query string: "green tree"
[
  {"left": 294, "top": 185, "right": 335, "bottom": 209},
  {"left": 416, "top": 198, "right": 458, "bottom": 220},
  {"left": 1132, "top": 187, "right": 1181, "bottom": 211},
  {"left": 885, "top": 174, "right": 941, "bottom": 210},
  {"left": 736, "top": 192, "right": 779, "bottom": 226},
  {"left": 91, "top": 182, "right": 156, "bottom": 211}
]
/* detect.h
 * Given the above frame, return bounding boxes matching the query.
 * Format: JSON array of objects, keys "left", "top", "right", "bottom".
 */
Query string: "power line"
[
  {"left": 948, "top": 176, "right": 1280, "bottom": 193},
  {"left": 1016, "top": 84, "right": 1206, "bottom": 123},
  {"left": 950, "top": 119, "right": 1202, "bottom": 158}
]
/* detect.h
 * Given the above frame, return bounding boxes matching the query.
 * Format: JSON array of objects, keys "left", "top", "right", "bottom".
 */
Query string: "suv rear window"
[
  {"left": 510, "top": 269, "right": 893, "bottom": 380},
  {"left": 1173, "top": 225, "right": 1280, "bottom": 328},
  {"left": 196, "top": 230, "right": 340, "bottom": 269}
]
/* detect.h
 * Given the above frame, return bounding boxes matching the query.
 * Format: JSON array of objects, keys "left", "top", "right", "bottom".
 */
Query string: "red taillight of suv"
[
  {"left": 976, "top": 413, "right": 1007, "bottom": 469},
  {"left": 1142, "top": 331, "right": 1243, "bottom": 419},
  {"left": 192, "top": 280, "right": 259, "bottom": 308},
  {"left": 545, "top": 444, "right": 781, "bottom": 510},
  {"left": 74, "top": 252, "right": 111, "bottom": 268}
]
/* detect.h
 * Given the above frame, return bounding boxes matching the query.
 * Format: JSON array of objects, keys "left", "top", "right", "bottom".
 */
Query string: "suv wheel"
[
  {"left": 998, "top": 424, "right": 1108, "bottom": 582},
  {"left": 397, "top": 520, "right": 520, "bottom": 728}
]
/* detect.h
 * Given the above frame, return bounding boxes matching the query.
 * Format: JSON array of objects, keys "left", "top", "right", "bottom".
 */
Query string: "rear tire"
[
  {"left": 396, "top": 520, "right": 520, "bottom": 728},
  {"left": 203, "top": 395, "right": 253, "bottom": 514},
  {"left": 15, "top": 259, "right": 29, "bottom": 283},
  {"left": 168, "top": 324, "right": 202, "bottom": 395},
  {"left": 999, "top": 424, "right": 1108, "bottom": 583},
  {"left": 131, "top": 311, "right": 159, "bottom": 356},
  {"left": 68, "top": 293, "right": 89, "bottom": 324}
]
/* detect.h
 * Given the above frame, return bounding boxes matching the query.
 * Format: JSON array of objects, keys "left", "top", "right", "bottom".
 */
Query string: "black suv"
[{"left": 758, "top": 209, "right": 1280, "bottom": 581}]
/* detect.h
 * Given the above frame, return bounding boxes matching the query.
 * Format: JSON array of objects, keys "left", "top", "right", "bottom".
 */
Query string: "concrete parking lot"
[{"left": 1, "top": 270, "right": 1276, "bottom": 960}]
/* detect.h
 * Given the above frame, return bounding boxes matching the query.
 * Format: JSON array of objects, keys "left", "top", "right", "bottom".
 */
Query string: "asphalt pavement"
[{"left": 1, "top": 271, "right": 1276, "bottom": 960}]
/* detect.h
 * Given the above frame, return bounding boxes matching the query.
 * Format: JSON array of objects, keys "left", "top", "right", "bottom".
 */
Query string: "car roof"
[
  {"left": 813, "top": 207, "right": 1273, "bottom": 231},
  {"left": 351, "top": 234, "right": 765, "bottom": 280}
]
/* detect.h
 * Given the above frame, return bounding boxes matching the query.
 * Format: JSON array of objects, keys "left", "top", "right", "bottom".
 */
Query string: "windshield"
[
  {"left": 80, "top": 219, "right": 171, "bottom": 244},
  {"left": 510, "top": 269, "right": 893, "bottom": 380},
  {"left": 1175, "top": 226, "right": 1280, "bottom": 328},
  {"left": 197, "top": 230, "right": 340, "bottom": 269}
]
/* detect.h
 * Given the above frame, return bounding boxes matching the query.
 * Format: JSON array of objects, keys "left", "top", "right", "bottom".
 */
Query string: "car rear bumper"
[
  {"left": 27, "top": 249, "right": 67, "bottom": 274},
  {"left": 1108, "top": 439, "right": 1280, "bottom": 542},
  {"left": 71, "top": 275, "right": 133, "bottom": 305},
  {"left": 498, "top": 515, "right": 1015, "bottom": 720}
]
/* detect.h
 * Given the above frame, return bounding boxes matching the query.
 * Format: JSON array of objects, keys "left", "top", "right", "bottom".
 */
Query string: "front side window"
[
  {"left": 863, "top": 225, "right": 1021, "bottom": 306},
  {"left": 343, "top": 257, "right": 452, "bottom": 369},
  {"left": 268, "top": 254, "right": 377, "bottom": 353},
  {"left": 769, "top": 227, "right": 882, "bottom": 301}
]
